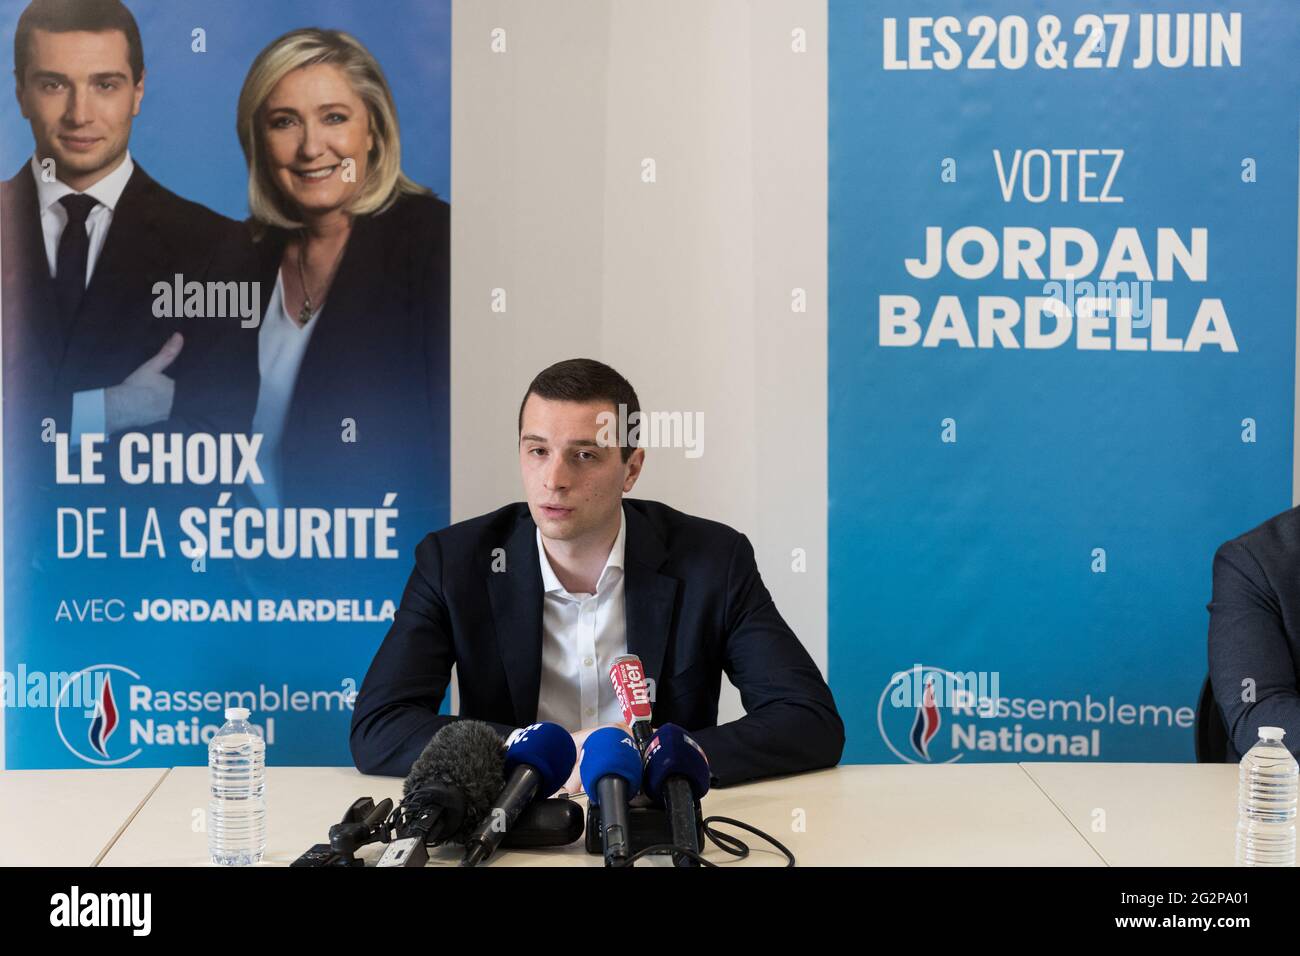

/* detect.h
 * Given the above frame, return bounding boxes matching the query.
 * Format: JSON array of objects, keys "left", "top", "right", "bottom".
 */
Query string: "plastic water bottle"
[
  {"left": 1235, "top": 726, "right": 1297, "bottom": 866},
  {"left": 208, "top": 706, "right": 267, "bottom": 866}
]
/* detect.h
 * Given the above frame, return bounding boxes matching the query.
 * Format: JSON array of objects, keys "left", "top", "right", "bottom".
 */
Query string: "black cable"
[
  {"left": 704, "top": 815, "right": 795, "bottom": 867},
  {"left": 619, "top": 815, "right": 796, "bottom": 867},
  {"left": 702, "top": 820, "right": 749, "bottom": 859}
]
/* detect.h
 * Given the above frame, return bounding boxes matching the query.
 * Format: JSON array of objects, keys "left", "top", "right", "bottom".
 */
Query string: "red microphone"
[{"left": 609, "top": 654, "right": 654, "bottom": 754}]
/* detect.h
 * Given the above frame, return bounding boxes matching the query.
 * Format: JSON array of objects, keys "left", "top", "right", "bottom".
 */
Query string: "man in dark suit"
[
  {"left": 3, "top": 0, "right": 258, "bottom": 586},
  {"left": 351, "top": 358, "right": 845, "bottom": 788},
  {"left": 2, "top": 0, "right": 257, "bottom": 465},
  {"left": 1208, "top": 506, "right": 1300, "bottom": 759}
]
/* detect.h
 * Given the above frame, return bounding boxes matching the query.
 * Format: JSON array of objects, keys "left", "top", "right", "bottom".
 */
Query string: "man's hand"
[
  {"left": 558, "top": 722, "right": 632, "bottom": 797},
  {"left": 105, "top": 333, "right": 183, "bottom": 434}
]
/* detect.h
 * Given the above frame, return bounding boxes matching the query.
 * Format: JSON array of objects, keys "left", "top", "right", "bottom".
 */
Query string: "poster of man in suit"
[{"left": 0, "top": 0, "right": 450, "bottom": 767}]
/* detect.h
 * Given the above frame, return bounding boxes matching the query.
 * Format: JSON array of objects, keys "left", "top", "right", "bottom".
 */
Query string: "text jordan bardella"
[{"left": 55, "top": 596, "right": 396, "bottom": 624}]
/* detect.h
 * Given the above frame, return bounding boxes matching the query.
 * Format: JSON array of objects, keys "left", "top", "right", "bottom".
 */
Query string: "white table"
[
  {"left": 1020, "top": 762, "right": 1241, "bottom": 867},
  {"left": 0, "top": 768, "right": 169, "bottom": 866},
  {"left": 98, "top": 763, "right": 1102, "bottom": 867},
  {"left": 9, "top": 762, "right": 1248, "bottom": 867}
]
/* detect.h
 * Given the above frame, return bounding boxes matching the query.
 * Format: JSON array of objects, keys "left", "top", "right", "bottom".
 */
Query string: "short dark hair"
[
  {"left": 518, "top": 358, "right": 641, "bottom": 463},
  {"left": 14, "top": 0, "right": 144, "bottom": 86}
]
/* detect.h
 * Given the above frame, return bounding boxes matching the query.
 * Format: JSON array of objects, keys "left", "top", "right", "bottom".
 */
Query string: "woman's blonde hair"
[{"left": 237, "top": 27, "right": 428, "bottom": 231}]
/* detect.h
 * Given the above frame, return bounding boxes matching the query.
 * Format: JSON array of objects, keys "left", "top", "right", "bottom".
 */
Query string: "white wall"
[{"left": 451, "top": 0, "right": 828, "bottom": 722}]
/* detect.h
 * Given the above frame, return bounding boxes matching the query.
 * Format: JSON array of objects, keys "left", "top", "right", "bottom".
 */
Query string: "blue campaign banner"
[
  {"left": 829, "top": 1, "right": 1300, "bottom": 762},
  {"left": 1, "top": 0, "right": 449, "bottom": 768}
]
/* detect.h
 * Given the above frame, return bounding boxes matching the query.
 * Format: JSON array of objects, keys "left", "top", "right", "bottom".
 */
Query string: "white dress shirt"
[
  {"left": 31, "top": 152, "right": 136, "bottom": 444},
  {"left": 249, "top": 271, "right": 321, "bottom": 509},
  {"left": 535, "top": 505, "right": 630, "bottom": 731}
]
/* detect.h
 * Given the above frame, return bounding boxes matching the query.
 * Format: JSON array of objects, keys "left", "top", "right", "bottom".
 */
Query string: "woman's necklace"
[{"left": 294, "top": 231, "right": 347, "bottom": 326}]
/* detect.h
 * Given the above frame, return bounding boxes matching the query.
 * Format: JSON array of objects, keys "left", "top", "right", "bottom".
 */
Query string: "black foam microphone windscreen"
[{"left": 403, "top": 719, "right": 506, "bottom": 844}]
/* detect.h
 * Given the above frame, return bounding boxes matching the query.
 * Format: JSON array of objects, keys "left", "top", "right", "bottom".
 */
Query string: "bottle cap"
[
  {"left": 225, "top": 707, "right": 250, "bottom": 721},
  {"left": 1258, "top": 726, "right": 1285, "bottom": 741}
]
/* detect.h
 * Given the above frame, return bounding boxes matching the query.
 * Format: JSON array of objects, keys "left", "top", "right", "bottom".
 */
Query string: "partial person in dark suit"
[
  {"left": 235, "top": 28, "right": 448, "bottom": 572},
  {"left": 2, "top": 0, "right": 257, "bottom": 574},
  {"left": 1208, "top": 506, "right": 1300, "bottom": 759},
  {"left": 351, "top": 359, "right": 845, "bottom": 789},
  {"left": 3, "top": 0, "right": 257, "bottom": 445}
]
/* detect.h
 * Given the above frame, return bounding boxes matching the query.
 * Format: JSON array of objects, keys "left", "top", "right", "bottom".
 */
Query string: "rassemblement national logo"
[
  {"left": 877, "top": 664, "right": 966, "bottom": 764},
  {"left": 53, "top": 663, "right": 143, "bottom": 766},
  {"left": 877, "top": 663, "right": 1195, "bottom": 761},
  {"left": 49, "top": 666, "right": 356, "bottom": 765}
]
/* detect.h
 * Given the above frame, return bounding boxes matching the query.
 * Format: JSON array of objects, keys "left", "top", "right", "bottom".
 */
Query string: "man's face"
[
  {"left": 519, "top": 394, "right": 644, "bottom": 544},
  {"left": 16, "top": 29, "right": 142, "bottom": 190},
  {"left": 261, "top": 63, "right": 372, "bottom": 219}
]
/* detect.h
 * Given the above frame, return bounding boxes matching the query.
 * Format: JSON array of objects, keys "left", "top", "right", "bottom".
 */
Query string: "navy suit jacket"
[
  {"left": 350, "top": 498, "right": 845, "bottom": 787},
  {"left": 1208, "top": 506, "right": 1300, "bottom": 760},
  {"left": 243, "top": 193, "right": 449, "bottom": 594},
  {"left": 0, "top": 162, "right": 258, "bottom": 443},
  {"left": 248, "top": 193, "right": 448, "bottom": 522},
  {"left": 1, "top": 162, "right": 257, "bottom": 580}
]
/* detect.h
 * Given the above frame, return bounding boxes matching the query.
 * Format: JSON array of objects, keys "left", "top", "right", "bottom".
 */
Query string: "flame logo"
[
  {"left": 909, "top": 676, "right": 941, "bottom": 760},
  {"left": 87, "top": 673, "right": 119, "bottom": 759}
]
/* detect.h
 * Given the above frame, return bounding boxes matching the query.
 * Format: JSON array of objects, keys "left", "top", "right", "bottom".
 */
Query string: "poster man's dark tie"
[{"left": 55, "top": 193, "right": 99, "bottom": 325}]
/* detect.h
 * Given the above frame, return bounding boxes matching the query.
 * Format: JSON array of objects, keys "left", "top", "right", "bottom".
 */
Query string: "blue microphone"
[
  {"left": 461, "top": 722, "right": 576, "bottom": 866},
  {"left": 643, "top": 724, "right": 711, "bottom": 867},
  {"left": 579, "top": 727, "right": 642, "bottom": 866}
]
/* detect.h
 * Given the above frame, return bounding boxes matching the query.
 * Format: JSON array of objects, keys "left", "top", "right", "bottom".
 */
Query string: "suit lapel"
[
  {"left": 486, "top": 503, "right": 680, "bottom": 727},
  {"left": 622, "top": 504, "right": 678, "bottom": 689},
  {"left": 80, "top": 163, "right": 159, "bottom": 304},
  {"left": 486, "top": 508, "right": 545, "bottom": 726},
  {"left": 1, "top": 166, "right": 63, "bottom": 377},
  {"left": 285, "top": 211, "right": 387, "bottom": 428}
]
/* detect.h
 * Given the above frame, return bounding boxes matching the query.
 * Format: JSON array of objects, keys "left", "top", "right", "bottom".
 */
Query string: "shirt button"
[
  {"left": 585, "top": 707, "right": 596, "bottom": 717},
  {"left": 583, "top": 657, "right": 594, "bottom": 667}
]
